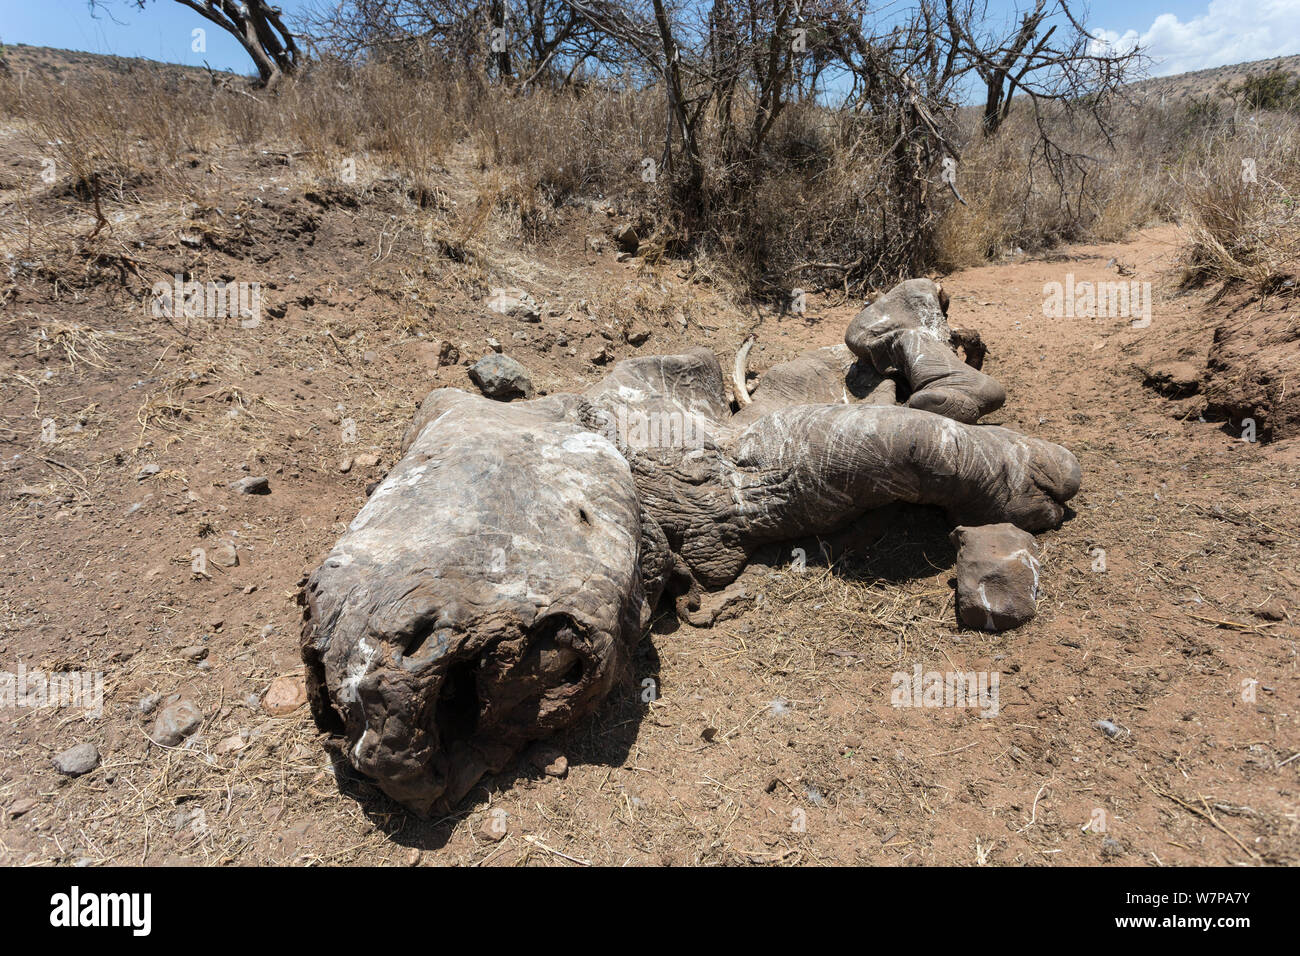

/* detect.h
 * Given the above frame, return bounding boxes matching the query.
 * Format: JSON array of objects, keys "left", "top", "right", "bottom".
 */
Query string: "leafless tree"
[{"left": 101, "top": 1, "right": 300, "bottom": 88}]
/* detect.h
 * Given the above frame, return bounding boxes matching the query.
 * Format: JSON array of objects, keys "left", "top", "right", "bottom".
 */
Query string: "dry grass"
[{"left": 1176, "top": 115, "right": 1300, "bottom": 284}]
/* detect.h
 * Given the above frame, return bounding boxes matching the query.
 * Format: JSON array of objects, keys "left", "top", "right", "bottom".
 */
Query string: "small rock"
[
  {"left": 139, "top": 692, "right": 162, "bottom": 715},
  {"left": 478, "top": 811, "right": 509, "bottom": 842},
  {"left": 469, "top": 354, "right": 535, "bottom": 401},
  {"left": 338, "top": 457, "right": 353, "bottom": 474},
  {"left": 52, "top": 742, "right": 99, "bottom": 777},
  {"left": 179, "top": 645, "right": 208, "bottom": 662},
  {"left": 590, "top": 346, "right": 613, "bottom": 365},
  {"left": 136, "top": 464, "right": 160, "bottom": 480},
  {"left": 262, "top": 675, "right": 308, "bottom": 716},
  {"left": 353, "top": 452, "right": 380, "bottom": 468},
  {"left": 486, "top": 337, "right": 503, "bottom": 353},
  {"left": 526, "top": 744, "right": 568, "bottom": 778},
  {"left": 485, "top": 287, "right": 541, "bottom": 321},
  {"left": 7, "top": 797, "right": 39, "bottom": 819},
  {"left": 214, "top": 732, "right": 248, "bottom": 755},
  {"left": 210, "top": 544, "right": 238, "bottom": 568},
  {"left": 153, "top": 693, "right": 203, "bottom": 746},
  {"left": 625, "top": 326, "right": 652, "bottom": 347},
  {"left": 229, "top": 475, "right": 270, "bottom": 495},
  {"left": 404, "top": 847, "right": 421, "bottom": 866},
  {"left": 1093, "top": 719, "right": 1125, "bottom": 738},
  {"left": 950, "top": 524, "right": 1040, "bottom": 631}
]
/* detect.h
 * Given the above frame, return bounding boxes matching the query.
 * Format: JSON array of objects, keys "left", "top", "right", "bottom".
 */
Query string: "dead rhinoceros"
[{"left": 301, "top": 278, "right": 1080, "bottom": 814}]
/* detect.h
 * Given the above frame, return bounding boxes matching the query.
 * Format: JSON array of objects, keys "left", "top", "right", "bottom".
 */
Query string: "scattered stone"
[
  {"left": 949, "top": 523, "right": 1040, "bottom": 631},
  {"left": 469, "top": 354, "right": 535, "bottom": 401},
  {"left": 625, "top": 325, "right": 652, "bottom": 347},
  {"left": 485, "top": 287, "right": 541, "bottom": 321},
  {"left": 478, "top": 813, "right": 508, "bottom": 843},
  {"left": 353, "top": 452, "right": 380, "bottom": 468},
  {"left": 179, "top": 645, "right": 208, "bottom": 662},
  {"left": 526, "top": 744, "right": 568, "bottom": 778},
  {"left": 1093, "top": 719, "right": 1125, "bottom": 738},
  {"left": 229, "top": 475, "right": 270, "bottom": 495},
  {"left": 210, "top": 544, "right": 238, "bottom": 568},
  {"left": 338, "top": 457, "right": 353, "bottom": 474},
  {"left": 404, "top": 847, "right": 422, "bottom": 866},
  {"left": 139, "top": 692, "right": 162, "bottom": 715},
  {"left": 7, "top": 797, "right": 39, "bottom": 819},
  {"left": 136, "top": 464, "right": 160, "bottom": 480},
  {"left": 436, "top": 340, "right": 460, "bottom": 366},
  {"left": 153, "top": 693, "right": 203, "bottom": 746},
  {"left": 214, "top": 732, "right": 248, "bottom": 755},
  {"left": 262, "top": 675, "right": 308, "bottom": 716},
  {"left": 52, "top": 742, "right": 99, "bottom": 777},
  {"left": 590, "top": 345, "right": 613, "bottom": 365}
]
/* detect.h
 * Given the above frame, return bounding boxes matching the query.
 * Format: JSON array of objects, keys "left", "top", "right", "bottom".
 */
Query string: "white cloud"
[{"left": 1093, "top": 0, "right": 1300, "bottom": 76}]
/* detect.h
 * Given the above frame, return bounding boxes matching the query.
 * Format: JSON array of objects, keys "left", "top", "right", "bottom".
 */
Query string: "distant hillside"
[
  {"left": 1132, "top": 53, "right": 1300, "bottom": 104},
  {"left": 0, "top": 42, "right": 243, "bottom": 82}
]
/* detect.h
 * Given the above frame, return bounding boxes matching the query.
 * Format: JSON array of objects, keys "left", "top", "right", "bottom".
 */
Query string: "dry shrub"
[{"left": 1177, "top": 113, "right": 1300, "bottom": 284}]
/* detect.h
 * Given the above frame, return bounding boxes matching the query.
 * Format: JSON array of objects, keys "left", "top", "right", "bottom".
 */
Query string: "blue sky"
[{"left": 2, "top": 0, "right": 1298, "bottom": 79}]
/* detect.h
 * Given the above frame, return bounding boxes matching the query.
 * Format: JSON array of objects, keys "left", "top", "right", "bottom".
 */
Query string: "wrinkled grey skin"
[
  {"left": 846, "top": 278, "right": 1006, "bottom": 423},
  {"left": 302, "top": 278, "right": 1081, "bottom": 815}
]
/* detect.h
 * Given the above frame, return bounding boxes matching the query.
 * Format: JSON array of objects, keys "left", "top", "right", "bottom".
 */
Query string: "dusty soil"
[{"left": 1, "top": 93, "right": 1297, "bottom": 866}]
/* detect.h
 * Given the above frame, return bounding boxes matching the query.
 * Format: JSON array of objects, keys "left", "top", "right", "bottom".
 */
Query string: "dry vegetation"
[{"left": 1, "top": 41, "right": 1297, "bottom": 303}]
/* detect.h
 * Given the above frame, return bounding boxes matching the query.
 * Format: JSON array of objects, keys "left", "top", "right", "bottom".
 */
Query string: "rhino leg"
[
  {"left": 633, "top": 403, "right": 1079, "bottom": 588},
  {"left": 845, "top": 278, "right": 1005, "bottom": 423}
]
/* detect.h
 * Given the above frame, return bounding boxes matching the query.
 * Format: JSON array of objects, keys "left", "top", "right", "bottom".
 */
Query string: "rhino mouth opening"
[{"left": 434, "top": 657, "right": 479, "bottom": 746}]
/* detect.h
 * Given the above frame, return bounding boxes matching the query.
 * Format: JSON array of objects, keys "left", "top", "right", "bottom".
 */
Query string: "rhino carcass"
[{"left": 301, "top": 279, "right": 1080, "bottom": 813}]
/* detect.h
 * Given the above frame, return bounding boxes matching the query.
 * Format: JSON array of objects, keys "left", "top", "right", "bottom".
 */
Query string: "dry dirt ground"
[{"left": 0, "top": 110, "right": 1297, "bottom": 865}]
